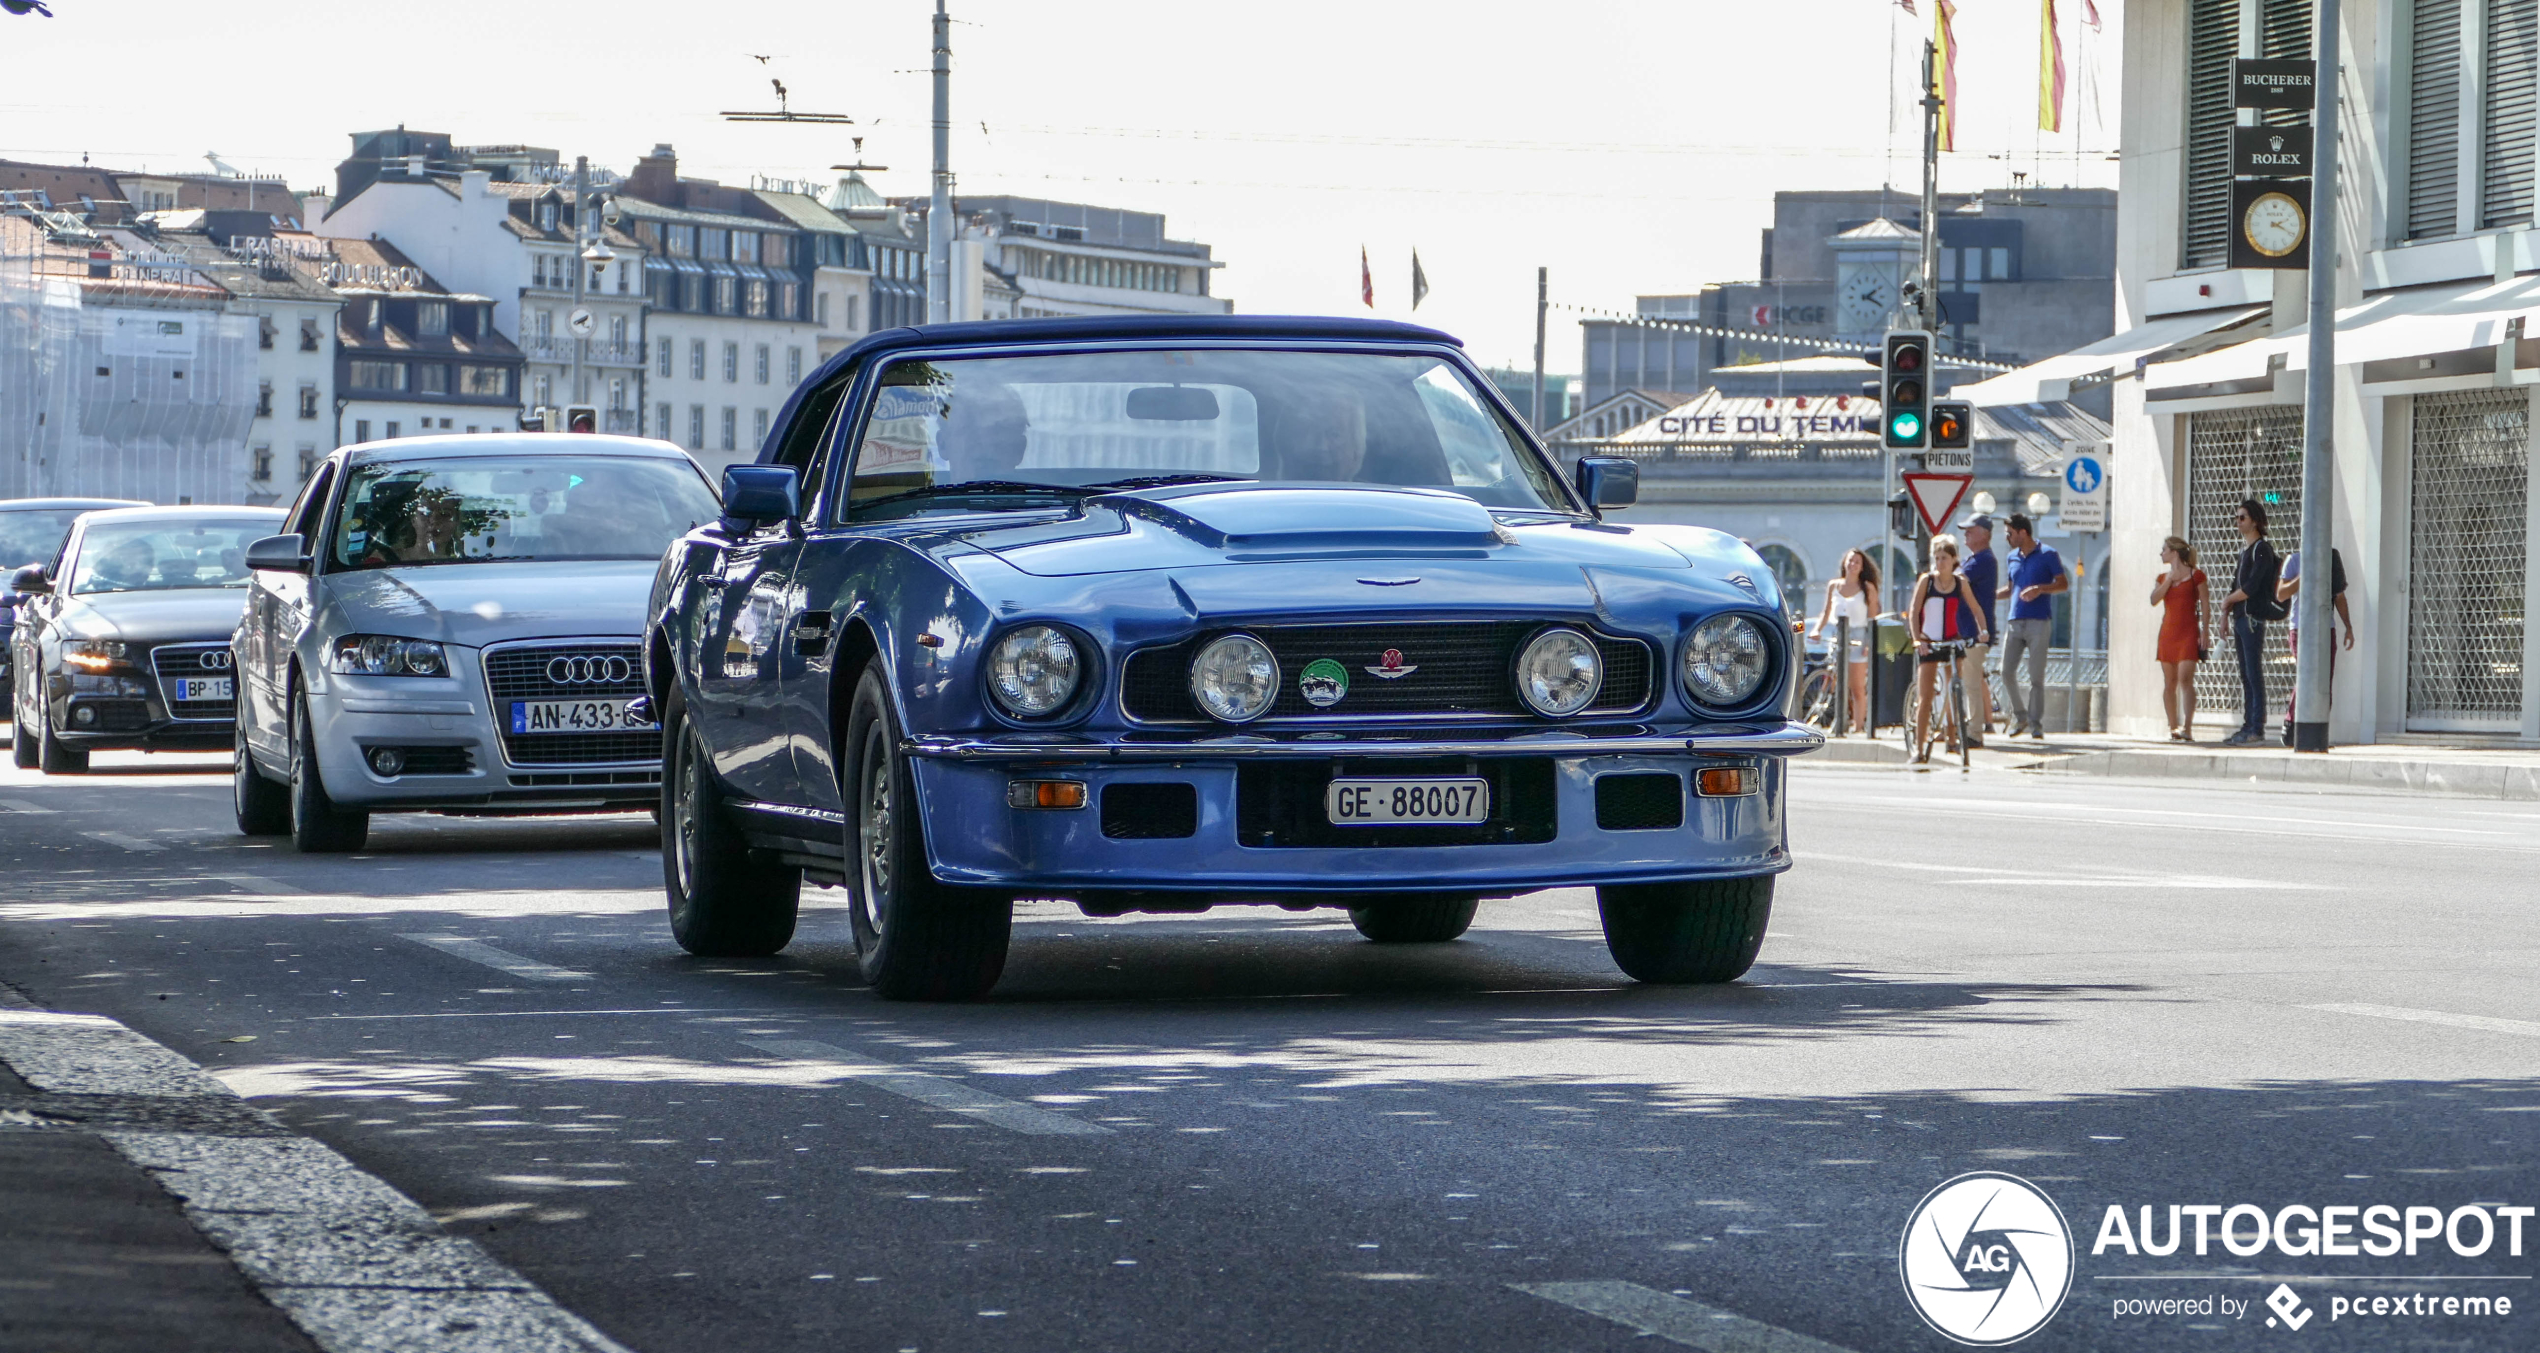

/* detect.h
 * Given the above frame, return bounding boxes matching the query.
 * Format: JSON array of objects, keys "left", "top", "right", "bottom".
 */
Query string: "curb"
[
  {"left": 0, "top": 991, "right": 632, "bottom": 1353},
  {"left": 2034, "top": 748, "right": 2540, "bottom": 801}
]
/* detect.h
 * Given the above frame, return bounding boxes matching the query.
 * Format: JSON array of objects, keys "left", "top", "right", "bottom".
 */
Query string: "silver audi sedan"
[{"left": 232, "top": 435, "right": 721, "bottom": 851}]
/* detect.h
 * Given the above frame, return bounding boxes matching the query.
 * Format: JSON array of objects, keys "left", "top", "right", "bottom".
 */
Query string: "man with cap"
[{"left": 1955, "top": 512, "right": 2001, "bottom": 744}]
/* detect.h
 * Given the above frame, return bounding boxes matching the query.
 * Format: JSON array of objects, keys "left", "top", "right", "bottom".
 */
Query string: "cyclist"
[{"left": 1908, "top": 533, "right": 1990, "bottom": 764}]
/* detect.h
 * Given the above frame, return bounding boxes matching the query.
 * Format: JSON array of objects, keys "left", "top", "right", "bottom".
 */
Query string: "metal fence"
[{"left": 2406, "top": 389, "right": 2530, "bottom": 730}]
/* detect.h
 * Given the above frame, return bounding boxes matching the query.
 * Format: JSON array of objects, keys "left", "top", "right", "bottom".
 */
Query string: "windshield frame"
[
  {"left": 316, "top": 451, "right": 721, "bottom": 575},
  {"left": 820, "top": 339, "right": 1588, "bottom": 525}
]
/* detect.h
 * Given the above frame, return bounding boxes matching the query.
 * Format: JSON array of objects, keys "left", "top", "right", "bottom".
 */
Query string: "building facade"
[
  {"left": 906, "top": 195, "right": 1230, "bottom": 321},
  {"left": 326, "top": 238, "right": 524, "bottom": 446},
  {"left": 150, "top": 214, "right": 345, "bottom": 499}
]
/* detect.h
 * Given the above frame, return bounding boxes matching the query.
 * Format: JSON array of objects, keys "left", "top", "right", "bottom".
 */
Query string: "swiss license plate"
[
  {"left": 510, "top": 699, "right": 655, "bottom": 734},
  {"left": 173, "top": 676, "right": 233, "bottom": 703},
  {"left": 1325, "top": 777, "right": 1490, "bottom": 826}
]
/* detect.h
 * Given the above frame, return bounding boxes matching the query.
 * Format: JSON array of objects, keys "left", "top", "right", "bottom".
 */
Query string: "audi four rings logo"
[
  {"left": 196, "top": 651, "right": 233, "bottom": 670},
  {"left": 546, "top": 655, "right": 634, "bottom": 684}
]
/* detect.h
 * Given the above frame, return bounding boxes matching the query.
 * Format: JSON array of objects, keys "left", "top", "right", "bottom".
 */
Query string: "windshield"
[
  {"left": 0, "top": 509, "right": 93, "bottom": 574},
  {"left": 329, "top": 456, "right": 720, "bottom": 571},
  {"left": 69, "top": 520, "right": 276, "bottom": 595},
  {"left": 843, "top": 349, "right": 1570, "bottom": 520}
]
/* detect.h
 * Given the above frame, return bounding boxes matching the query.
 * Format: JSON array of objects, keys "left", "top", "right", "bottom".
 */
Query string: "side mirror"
[
  {"left": 244, "top": 533, "right": 310, "bottom": 573},
  {"left": 1574, "top": 456, "right": 1639, "bottom": 510},
  {"left": 721, "top": 464, "right": 801, "bottom": 531},
  {"left": 8, "top": 564, "right": 48, "bottom": 595}
]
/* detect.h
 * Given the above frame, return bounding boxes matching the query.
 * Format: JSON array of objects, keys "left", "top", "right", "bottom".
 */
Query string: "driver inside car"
[
  {"left": 1273, "top": 398, "right": 1368, "bottom": 482},
  {"left": 937, "top": 383, "right": 1032, "bottom": 481},
  {"left": 89, "top": 538, "right": 160, "bottom": 591}
]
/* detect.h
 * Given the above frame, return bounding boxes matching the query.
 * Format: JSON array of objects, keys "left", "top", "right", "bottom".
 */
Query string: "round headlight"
[
  {"left": 1683, "top": 615, "right": 1770, "bottom": 706},
  {"left": 986, "top": 624, "right": 1082, "bottom": 718},
  {"left": 1515, "top": 627, "right": 1603, "bottom": 717},
  {"left": 1189, "top": 633, "right": 1278, "bottom": 723},
  {"left": 398, "top": 640, "right": 446, "bottom": 677}
]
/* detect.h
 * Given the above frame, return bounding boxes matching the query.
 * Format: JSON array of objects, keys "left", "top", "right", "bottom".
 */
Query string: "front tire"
[
  {"left": 233, "top": 725, "right": 289, "bottom": 836},
  {"left": 843, "top": 664, "right": 1011, "bottom": 1001},
  {"left": 288, "top": 692, "right": 367, "bottom": 852},
  {"left": 1595, "top": 876, "right": 1774, "bottom": 983},
  {"left": 1347, "top": 895, "right": 1480, "bottom": 943},
  {"left": 661, "top": 692, "right": 800, "bottom": 956},
  {"left": 11, "top": 716, "right": 35, "bottom": 770},
  {"left": 37, "top": 709, "right": 87, "bottom": 775}
]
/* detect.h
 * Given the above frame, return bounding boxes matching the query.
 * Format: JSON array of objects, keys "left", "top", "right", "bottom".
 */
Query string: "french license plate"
[
  {"left": 1325, "top": 777, "right": 1490, "bottom": 826},
  {"left": 510, "top": 699, "right": 656, "bottom": 734},
  {"left": 173, "top": 676, "right": 233, "bottom": 702}
]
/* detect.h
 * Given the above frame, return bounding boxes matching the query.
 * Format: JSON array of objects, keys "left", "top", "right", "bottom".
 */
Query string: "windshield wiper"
[
  {"left": 1084, "top": 473, "right": 1253, "bottom": 491},
  {"left": 854, "top": 480, "right": 1097, "bottom": 512}
]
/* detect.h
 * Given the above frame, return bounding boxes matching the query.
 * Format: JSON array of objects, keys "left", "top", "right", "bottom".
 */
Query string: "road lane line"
[
  {"left": 83, "top": 830, "right": 162, "bottom": 852},
  {"left": 739, "top": 1038, "right": 1113, "bottom": 1136},
  {"left": 219, "top": 874, "right": 309, "bottom": 896},
  {"left": 2304, "top": 1002, "right": 2540, "bottom": 1039},
  {"left": 1515, "top": 1281, "right": 1855, "bottom": 1352},
  {"left": 397, "top": 934, "right": 595, "bottom": 983},
  {"left": 0, "top": 798, "right": 56, "bottom": 813}
]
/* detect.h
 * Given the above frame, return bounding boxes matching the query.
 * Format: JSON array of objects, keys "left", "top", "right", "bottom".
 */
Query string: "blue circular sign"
[{"left": 2064, "top": 456, "right": 2104, "bottom": 495}]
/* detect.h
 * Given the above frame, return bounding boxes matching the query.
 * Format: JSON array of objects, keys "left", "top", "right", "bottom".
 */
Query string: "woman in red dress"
[{"left": 2150, "top": 536, "right": 2210, "bottom": 742}]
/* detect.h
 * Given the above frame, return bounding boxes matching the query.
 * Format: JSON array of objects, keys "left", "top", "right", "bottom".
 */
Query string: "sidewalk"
[{"left": 1809, "top": 727, "right": 2540, "bottom": 800}]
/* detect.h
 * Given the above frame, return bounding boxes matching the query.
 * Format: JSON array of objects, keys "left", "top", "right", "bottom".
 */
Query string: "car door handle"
[{"left": 792, "top": 610, "right": 833, "bottom": 655}]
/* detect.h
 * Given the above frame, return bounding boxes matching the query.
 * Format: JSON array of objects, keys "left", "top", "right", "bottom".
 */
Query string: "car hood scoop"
[
  {"left": 969, "top": 485, "right": 1511, "bottom": 576},
  {"left": 319, "top": 560, "right": 657, "bottom": 647}
]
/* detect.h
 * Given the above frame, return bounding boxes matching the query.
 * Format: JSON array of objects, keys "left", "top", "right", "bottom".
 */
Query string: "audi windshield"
[
  {"left": 329, "top": 457, "right": 720, "bottom": 571},
  {"left": 68, "top": 520, "right": 278, "bottom": 595}
]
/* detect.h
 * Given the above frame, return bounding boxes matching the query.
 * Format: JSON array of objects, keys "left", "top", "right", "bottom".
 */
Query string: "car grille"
[
  {"left": 149, "top": 644, "right": 237, "bottom": 721},
  {"left": 481, "top": 641, "right": 659, "bottom": 767},
  {"left": 1120, "top": 621, "right": 1653, "bottom": 724}
]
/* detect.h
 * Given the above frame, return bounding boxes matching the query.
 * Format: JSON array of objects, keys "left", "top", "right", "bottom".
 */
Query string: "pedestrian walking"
[
  {"left": 2217, "top": 499, "right": 2284, "bottom": 746},
  {"left": 2275, "top": 544, "right": 2352, "bottom": 744},
  {"left": 2150, "top": 535, "right": 2211, "bottom": 742},
  {"left": 1955, "top": 513, "right": 2001, "bottom": 743},
  {"left": 1807, "top": 547, "right": 1880, "bottom": 735},
  {"left": 1908, "top": 533, "right": 1990, "bottom": 763},
  {"left": 1996, "top": 513, "right": 2069, "bottom": 738}
]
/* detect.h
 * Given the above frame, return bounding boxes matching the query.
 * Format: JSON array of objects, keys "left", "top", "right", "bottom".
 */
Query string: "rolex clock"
[{"left": 2230, "top": 178, "right": 2312, "bottom": 269}]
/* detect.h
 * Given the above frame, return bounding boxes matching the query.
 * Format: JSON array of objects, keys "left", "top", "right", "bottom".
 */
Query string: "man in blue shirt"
[
  {"left": 1956, "top": 512, "right": 2002, "bottom": 743},
  {"left": 1996, "top": 513, "right": 2069, "bottom": 738}
]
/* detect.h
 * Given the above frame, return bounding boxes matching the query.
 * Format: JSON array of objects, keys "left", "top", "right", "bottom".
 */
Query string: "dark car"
[
  {"left": 641, "top": 315, "right": 1820, "bottom": 1001},
  {"left": 0, "top": 498, "right": 149, "bottom": 710},
  {"left": 10, "top": 504, "right": 285, "bottom": 773}
]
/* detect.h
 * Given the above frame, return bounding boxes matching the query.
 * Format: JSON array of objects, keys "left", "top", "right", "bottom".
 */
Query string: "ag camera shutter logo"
[{"left": 1900, "top": 1172, "right": 2075, "bottom": 1345}]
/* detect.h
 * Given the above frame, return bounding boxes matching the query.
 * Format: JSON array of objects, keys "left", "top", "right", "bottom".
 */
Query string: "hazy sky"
[{"left": 7, "top": 0, "right": 2121, "bottom": 370}]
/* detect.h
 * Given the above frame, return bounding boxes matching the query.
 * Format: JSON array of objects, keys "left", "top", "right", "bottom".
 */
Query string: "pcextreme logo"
[{"left": 1899, "top": 1172, "right": 2077, "bottom": 1345}]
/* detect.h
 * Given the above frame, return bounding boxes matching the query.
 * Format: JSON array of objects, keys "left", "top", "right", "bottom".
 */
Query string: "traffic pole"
[
  {"left": 927, "top": 0, "right": 954, "bottom": 325},
  {"left": 2292, "top": 0, "right": 2340, "bottom": 752},
  {"left": 1531, "top": 267, "right": 1548, "bottom": 432}
]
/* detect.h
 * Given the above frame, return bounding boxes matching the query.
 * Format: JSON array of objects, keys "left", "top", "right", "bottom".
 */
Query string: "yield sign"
[{"left": 1902, "top": 472, "right": 1974, "bottom": 536}]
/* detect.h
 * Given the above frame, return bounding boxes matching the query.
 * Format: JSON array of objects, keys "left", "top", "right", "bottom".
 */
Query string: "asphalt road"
[{"left": 1, "top": 749, "right": 2534, "bottom": 1352}]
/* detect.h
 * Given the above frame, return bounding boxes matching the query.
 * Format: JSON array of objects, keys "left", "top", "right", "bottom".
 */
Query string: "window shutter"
[
  {"left": 2183, "top": 0, "right": 2241, "bottom": 267},
  {"left": 2413, "top": 0, "right": 2467, "bottom": 238},
  {"left": 2262, "top": 0, "right": 2317, "bottom": 131},
  {"left": 2483, "top": 0, "right": 2540, "bottom": 227}
]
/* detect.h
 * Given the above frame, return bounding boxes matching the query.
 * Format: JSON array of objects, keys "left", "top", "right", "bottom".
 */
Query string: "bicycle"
[
  {"left": 1915, "top": 639, "right": 1976, "bottom": 770},
  {"left": 1793, "top": 636, "right": 1839, "bottom": 731}
]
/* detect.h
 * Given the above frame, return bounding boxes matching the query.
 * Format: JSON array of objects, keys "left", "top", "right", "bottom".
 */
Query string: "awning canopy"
[
  {"left": 2146, "top": 275, "right": 2540, "bottom": 390},
  {"left": 1950, "top": 307, "right": 2268, "bottom": 405}
]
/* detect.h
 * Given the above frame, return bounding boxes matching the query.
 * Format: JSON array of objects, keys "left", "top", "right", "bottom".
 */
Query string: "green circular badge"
[{"left": 1298, "top": 658, "right": 1349, "bottom": 708}]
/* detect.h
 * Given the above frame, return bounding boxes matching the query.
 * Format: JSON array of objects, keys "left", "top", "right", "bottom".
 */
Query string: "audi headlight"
[
  {"left": 62, "top": 640, "right": 130, "bottom": 672},
  {"left": 1682, "top": 615, "right": 1770, "bottom": 707},
  {"left": 330, "top": 634, "right": 449, "bottom": 678},
  {"left": 1189, "top": 633, "right": 1278, "bottom": 723},
  {"left": 985, "top": 624, "right": 1082, "bottom": 718},
  {"left": 1515, "top": 627, "right": 1603, "bottom": 717}
]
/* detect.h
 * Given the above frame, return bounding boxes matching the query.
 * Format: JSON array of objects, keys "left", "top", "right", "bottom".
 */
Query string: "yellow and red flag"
[
  {"left": 1933, "top": 0, "right": 1960, "bottom": 152},
  {"left": 2040, "top": 0, "right": 2068, "bottom": 132}
]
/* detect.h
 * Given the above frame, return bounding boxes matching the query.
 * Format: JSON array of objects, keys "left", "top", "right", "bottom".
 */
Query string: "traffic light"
[
  {"left": 1929, "top": 399, "right": 1972, "bottom": 450},
  {"left": 564, "top": 405, "right": 598, "bottom": 434},
  {"left": 1888, "top": 490, "right": 1916, "bottom": 541},
  {"left": 1881, "top": 330, "right": 1932, "bottom": 450}
]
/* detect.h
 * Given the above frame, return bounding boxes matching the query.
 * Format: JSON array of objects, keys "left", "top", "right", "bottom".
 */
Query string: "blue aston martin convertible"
[{"left": 638, "top": 315, "right": 1821, "bottom": 999}]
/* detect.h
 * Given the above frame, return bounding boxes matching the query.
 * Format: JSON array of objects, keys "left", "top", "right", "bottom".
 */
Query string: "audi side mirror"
[
  {"left": 244, "top": 534, "right": 310, "bottom": 573},
  {"left": 1574, "top": 456, "right": 1639, "bottom": 510},
  {"left": 8, "top": 564, "right": 48, "bottom": 595},
  {"left": 721, "top": 464, "right": 801, "bottom": 532}
]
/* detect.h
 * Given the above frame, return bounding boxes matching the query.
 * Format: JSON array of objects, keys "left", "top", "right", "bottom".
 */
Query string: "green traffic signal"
[{"left": 1889, "top": 411, "right": 1922, "bottom": 442}]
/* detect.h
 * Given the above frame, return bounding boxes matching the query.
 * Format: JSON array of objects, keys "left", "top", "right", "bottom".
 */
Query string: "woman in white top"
[{"left": 1807, "top": 548, "right": 1880, "bottom": 734}]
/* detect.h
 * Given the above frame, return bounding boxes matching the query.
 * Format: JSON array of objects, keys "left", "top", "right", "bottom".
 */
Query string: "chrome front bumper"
[{"left": 903, "top": 720, "right": 1826, "bottom": 763}]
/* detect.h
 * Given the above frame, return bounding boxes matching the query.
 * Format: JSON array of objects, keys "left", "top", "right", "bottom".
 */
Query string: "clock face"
[
  {"left": 2244, "top": 192, "right": 2307, "bottom": 258},
  {"left": 1842, "top": 271, "right": 1892, "bottom": 308}
]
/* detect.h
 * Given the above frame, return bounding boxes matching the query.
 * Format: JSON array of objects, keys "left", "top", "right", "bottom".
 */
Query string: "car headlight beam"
[
  {"left": 1189, "top": 633, "right": 1279, "bottom": 723},
  {"left": 1515, "top": 627, "right": 1603, "bottom": 717},
  {"left": 330, "top": 634, "right": 450, "bottom": 678},
  {"left": 1682, "top": 615, "right": 1771, "bottom": 707},
  {"left": 985, "top": 624, "right": 1083, "bottom": 718}
]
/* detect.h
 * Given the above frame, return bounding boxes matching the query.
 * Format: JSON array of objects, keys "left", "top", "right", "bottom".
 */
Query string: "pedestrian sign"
[
  {"left": 1902, "top": 472, "right": 1973, "bottom": 537},
  {"left": 2061, "top": 445, "right": 2110, "bottom": 531}
]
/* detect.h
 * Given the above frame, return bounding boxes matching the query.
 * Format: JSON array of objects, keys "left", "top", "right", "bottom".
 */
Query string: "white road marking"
[
  {"left": 397, "top": 934, "right": 595, "bottom": 983},
  {"left": 2305, "top": 1003, "right": 2540, "bottom": 1039},
  {"left": 83, "top": 830, "right": 162, "bottom": 852},
  {"left": 1801, "top": 852, "right": 2327, "bottom": 889},
  {"left": 220, "top": 874, "right": 309, "bottom": 896},
  {"left": 739, "top": 1038, "right": 1114, "bottom": 1136},
  {"left": 0, "top": 1008, "right": 234, "bottom": 1097},
  {"left": 0, "top": 797, "right": 56, "bottom": 813},
  {"left": 1515, "top": 1281, "right": 1855, "bottom": 1352}
]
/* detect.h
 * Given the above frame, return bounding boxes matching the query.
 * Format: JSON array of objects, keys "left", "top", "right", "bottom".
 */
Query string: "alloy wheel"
[
  {"left": 672, "top": 737, "right": 703, "bottom": 898},
  {"left": 857, "top": 730, "right": 893, "bottom": 937}
]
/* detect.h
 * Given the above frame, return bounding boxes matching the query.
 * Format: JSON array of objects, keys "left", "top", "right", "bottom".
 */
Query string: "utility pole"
[
  {"left": 570, "top": 155, "right": 588, "bottom": 411},
  {"left": 927, "top": 0, "right": 954, "bottom": 326},
  {"left": 1531, "top": 267, "right": 1548, "bottom": 432},
  {"left": 2292, "top": 0, "right": 2341, "bottom": 752},
  {"left": 1918, "top": 40, "right": 1942, "bottom": 334}
]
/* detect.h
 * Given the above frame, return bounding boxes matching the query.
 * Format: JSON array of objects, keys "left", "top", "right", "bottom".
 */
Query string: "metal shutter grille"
[
  {"left": 2414, "top": 0, "right": 2466, "bottom": 238},
  {"left": 2186, "top": 407, "right": 2306, "bottom": 724},
  {"left": 2406, "top": 390, "right": 2529, "bottom": 729},
  {"left": 2183, "top": 0, "right": 2240, "bottom": 268},
  {"left": 2484, "top": 0, "right": 2540, "bottom": 227},
  {"left": 2261, "top": 0, "right": 2317, "bottom": 128}
]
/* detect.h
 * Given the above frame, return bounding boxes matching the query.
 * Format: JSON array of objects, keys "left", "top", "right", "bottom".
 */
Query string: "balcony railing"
[{"left": 518, "top": 335, "right": 644, "bottom": 367}]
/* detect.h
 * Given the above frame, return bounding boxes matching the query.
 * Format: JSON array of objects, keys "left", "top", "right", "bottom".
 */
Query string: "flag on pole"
[
  {"left": 2082, "top": 0, "right": 2101, "bottom": 29},
  {"left": 1897, "top": 0, "right": 1915, "bottom": 13},
  {"left": 1360, "top": 246, "right": 1374, "bottom": 308},
  {"left": 1933, "top": 0, "right": 1960, "bottom": 153},
  {"left": 1411, "top": 251, "right": 1429, "bottom": 309},
  {"left": 2039, "top": 0, "right": 2066, "bottom": 132}
]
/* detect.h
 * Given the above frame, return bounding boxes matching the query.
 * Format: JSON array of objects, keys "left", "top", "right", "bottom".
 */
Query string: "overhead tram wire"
[{"left": 1548, "top": 303, "right": 2020, "bottom": 373}]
